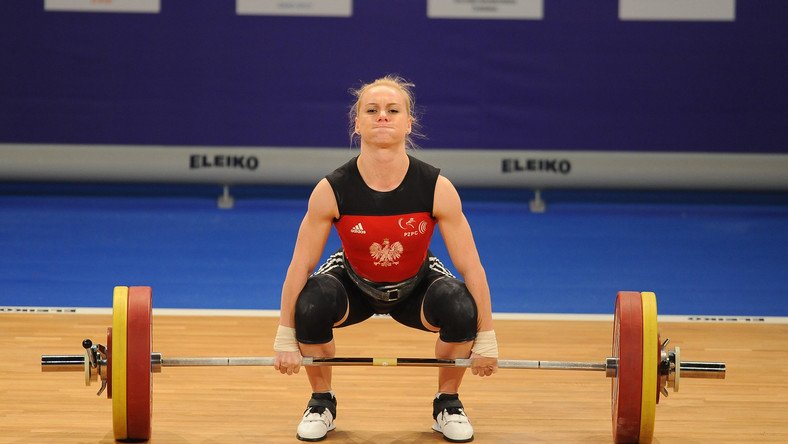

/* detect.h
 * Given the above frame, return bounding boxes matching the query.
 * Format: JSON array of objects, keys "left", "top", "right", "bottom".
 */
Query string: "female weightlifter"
[{"left": 273, "top": 75, "right": 499, "bottom": 442}]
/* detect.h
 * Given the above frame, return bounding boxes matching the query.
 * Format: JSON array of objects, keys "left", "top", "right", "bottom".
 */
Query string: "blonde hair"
[{"left": 348, "top": 74, "right": 423, "bottom": 149}]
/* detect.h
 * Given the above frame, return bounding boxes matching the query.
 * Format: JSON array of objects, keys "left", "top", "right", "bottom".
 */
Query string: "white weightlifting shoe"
[
  {"left": 296, "top": 392, "right": 337, "bottom": 442},
  {"left": 431, "top": 393, "right": 474, "bottom": 443}
]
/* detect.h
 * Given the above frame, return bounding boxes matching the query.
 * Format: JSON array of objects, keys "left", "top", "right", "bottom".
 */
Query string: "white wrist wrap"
[
  {"left": 471, "top": 330, "right": 499, "bottom": 358},
  {"left": 273, "top": 325, "right": 299, "bottom": 352}
]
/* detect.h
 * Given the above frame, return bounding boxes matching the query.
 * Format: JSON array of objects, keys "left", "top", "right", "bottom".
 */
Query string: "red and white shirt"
[{"left": 326, "top": 155, "right": 440, "bottom": 283}]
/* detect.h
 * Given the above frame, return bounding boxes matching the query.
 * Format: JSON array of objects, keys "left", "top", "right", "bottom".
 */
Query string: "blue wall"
[{"left": 2, "top": 1, "right": 787, "bottom": 152}]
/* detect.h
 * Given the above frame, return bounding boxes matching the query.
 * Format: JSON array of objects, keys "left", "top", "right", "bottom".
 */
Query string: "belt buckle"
[{"left": 383, "top": 289, "right": 399, "bottom": 302}]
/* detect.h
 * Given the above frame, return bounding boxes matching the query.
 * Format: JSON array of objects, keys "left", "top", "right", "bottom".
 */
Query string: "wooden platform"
[{"left": 3, "top": 313, "right": 786, "bottom": 443}]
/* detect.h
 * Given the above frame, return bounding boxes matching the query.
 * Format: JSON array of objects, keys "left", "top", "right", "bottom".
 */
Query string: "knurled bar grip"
[{"left": 161, "top": 357, "right": 608, "bottom": 370}]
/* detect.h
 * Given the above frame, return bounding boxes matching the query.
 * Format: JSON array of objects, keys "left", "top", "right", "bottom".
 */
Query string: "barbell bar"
[
  {"left": 40, "top": 287, "right": 725, "bottom": 443},
  {"left": 42, "top": 354, "right": 724, "bottom": 377}
]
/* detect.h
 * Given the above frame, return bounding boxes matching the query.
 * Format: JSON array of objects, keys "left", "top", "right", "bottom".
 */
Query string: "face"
[{"left": 354, "top": 85, "right": 412, "bottom": 148}]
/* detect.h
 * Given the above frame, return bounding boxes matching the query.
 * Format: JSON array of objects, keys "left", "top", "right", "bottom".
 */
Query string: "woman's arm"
[
  {"left": 433, "top": 175, "right": 498, "bottom": 376},
  {"left": 274, "top": 178, "right": 338, "bottom": 374},
  {"left": 432, "top": 175, "right": 493, "bottom": 332}
]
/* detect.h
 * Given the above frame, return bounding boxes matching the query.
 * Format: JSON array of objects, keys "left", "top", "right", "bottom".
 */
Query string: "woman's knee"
[
  {"left": 294, "top": 275, "right": 347, "bottom": 344},
  {"left": 422, "top": 278, "right": 478, "bottom": 343}
]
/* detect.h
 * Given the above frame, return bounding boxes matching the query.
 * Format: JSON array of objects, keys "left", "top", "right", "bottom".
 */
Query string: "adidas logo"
[{"left": 350, "top": 223, "right": 366, "bottom": 234}]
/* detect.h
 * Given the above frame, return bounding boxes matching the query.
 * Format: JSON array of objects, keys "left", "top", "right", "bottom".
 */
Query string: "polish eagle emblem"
[{"left": 369, "top": 238, "right": 403, "bottom": 267}]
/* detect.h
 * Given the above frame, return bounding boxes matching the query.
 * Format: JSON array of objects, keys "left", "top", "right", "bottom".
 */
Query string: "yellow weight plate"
[
  {"left": 112, "top": 286, "right": 128, "bottom": 440},
  {"left": 639, "top": 291, "right": 658, "bottom": 443}
]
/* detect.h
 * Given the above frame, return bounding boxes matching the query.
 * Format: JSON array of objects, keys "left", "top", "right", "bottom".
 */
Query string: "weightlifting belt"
[{"left": 343, "top": 254, "right": 430, "bottom": 303}]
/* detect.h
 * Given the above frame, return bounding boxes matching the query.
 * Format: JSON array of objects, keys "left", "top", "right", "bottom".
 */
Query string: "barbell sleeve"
[
  {"left": 677, "top": 361, "right": 726, "bottom": 379},
  {"left": 41, "top": 355, "right": 86, "bottom": 372}
]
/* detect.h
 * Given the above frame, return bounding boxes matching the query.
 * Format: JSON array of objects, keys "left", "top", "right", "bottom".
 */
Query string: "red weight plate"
[
  {"left": 612, "top": 291, "right": 644, "bottom": 443},
  {"left": 107, "top": 327, "right": 112, "bottom": 399},
  {"left": 126, "top": 286, "right": 153, "bottom": 441}
]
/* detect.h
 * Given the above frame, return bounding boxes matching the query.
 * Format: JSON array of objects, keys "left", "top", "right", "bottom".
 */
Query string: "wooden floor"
[{"left": 2, "top": 313, "right": 786, "bottom": 443}]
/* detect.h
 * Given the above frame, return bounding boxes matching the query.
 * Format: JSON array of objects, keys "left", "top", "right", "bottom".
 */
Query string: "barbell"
[{"left": 41, "top": 286, "right": 725, "bottom": 443}]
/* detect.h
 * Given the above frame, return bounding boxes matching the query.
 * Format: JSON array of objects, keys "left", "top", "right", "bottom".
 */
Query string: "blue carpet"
[{"left": 1, "top": 185, "right": 786, "bottom": 316}]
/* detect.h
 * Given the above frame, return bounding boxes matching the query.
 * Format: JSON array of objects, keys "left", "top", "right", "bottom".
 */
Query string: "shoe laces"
[
  {"left": 306, "top": 406, "right": 327, "bottom": 415},
  {"left": 440, "top": 407, "right": 468, "bottom": 424},
  {"left": 444, "top": 407, "right": 464, "bottom": 416},
  {"left": 303, "top": 405, "right": 332, "bottom": 424}
]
